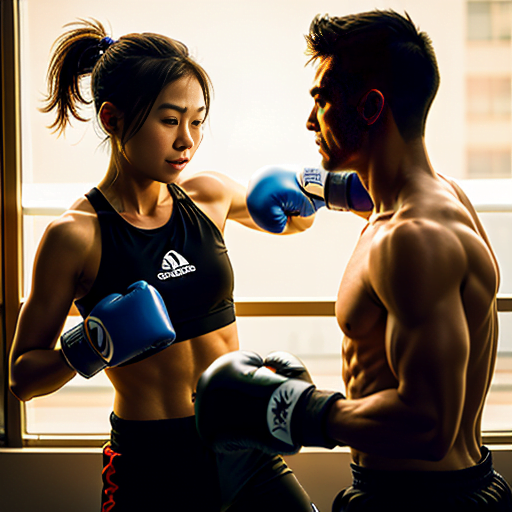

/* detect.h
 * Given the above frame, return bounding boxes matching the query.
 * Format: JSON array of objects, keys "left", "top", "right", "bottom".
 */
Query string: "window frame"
[
  {"left": 2, "top": 0, "right": 512, "bottom": 449},
  {"left": 1, "top": 0, "right": 23, "bottom": 449}
]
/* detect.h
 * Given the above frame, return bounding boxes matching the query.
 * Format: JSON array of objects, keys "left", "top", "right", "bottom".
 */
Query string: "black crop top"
[{"left": 75, "top": 184, "right": 235, "bottom": 342}]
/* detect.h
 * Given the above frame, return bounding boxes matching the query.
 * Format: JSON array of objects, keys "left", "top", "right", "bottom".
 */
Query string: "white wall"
[
  {"left": 17, "top": 0, "right": 481, "bottom": 305},
  {"left": 20, "top": 0, "right": 467, "bottom": 186}
]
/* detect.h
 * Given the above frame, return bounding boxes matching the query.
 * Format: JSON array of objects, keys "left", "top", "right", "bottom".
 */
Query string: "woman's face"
[{"left": 120, "top": 75, "right": 206, "bottom": 183}]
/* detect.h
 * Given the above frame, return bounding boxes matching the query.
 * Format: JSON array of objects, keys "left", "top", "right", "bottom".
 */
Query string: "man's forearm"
[{"left": 326, "top": 389, "right": 449, "bottom": 461}]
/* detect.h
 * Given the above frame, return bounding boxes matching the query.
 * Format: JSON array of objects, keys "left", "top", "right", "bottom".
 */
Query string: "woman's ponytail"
[
  {"left": 41, "top": 19, "right": 212, "bottom": 145},
  {"left": 41, "top": 19, "right": 113, "bottom": 134}
]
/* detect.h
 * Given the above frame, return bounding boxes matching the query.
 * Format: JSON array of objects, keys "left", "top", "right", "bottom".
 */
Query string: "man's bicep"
[
  {"left": 386, "top": 294, "right": 470, "bottom": 453},
  {"left": 372, "top": 221, "right": 470, "bottom": 447},
  {"left": 373, "top": 220, "right": 469, "bottom": 383},
  {"left": 387, "top": 294, "right": 470, "bottom": 399}
]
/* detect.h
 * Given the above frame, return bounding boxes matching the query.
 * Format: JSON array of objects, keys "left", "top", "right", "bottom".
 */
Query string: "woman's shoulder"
[
  {"left": 177, "top": 170, "right": 234, "bottom": 204},
  {"left": 175, "top": 171, "right": 247, "bottom": 232},
  {"left": 44, "top": 195, "right": 99, "bottom": 254}
]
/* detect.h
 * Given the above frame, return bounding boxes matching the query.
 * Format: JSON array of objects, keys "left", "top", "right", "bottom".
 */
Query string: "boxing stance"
[
  {"left": 196, "top": 9, "right": 512, "bottom": 512},
  {"left": 9, "top": 20, "right": 323, "bottom": 512}
]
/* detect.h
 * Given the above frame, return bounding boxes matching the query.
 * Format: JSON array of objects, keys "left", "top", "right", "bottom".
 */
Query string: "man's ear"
[
  {"left": 357, "top": 89, "right": 385, "bottom": 126},
  {"left": 99, "top": 102, "right": 123, "bottom": 135}
]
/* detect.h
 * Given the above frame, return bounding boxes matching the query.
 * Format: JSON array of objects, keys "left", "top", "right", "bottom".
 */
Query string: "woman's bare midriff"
[{"left": 105, "top": 322, "right": 239, "bottom": 420}]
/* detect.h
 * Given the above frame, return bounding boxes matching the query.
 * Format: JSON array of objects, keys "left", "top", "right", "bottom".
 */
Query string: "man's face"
[{"left": 307, "top": 58, "right": 366, "bottom": 171}]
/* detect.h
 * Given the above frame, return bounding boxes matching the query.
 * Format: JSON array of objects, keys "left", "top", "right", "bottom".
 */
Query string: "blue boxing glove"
[
  {"left": 296, "top": 167, "right": 373, "bottom": 217},
  {"left": 246, "top": 165, "right": 373, "bottom": 233},
  {"left": 195, "top": 350, "right": 344, "bottom": 455},
  {"left": 246, "top": 165, "right": 317, "bottom": 234},
  {"left": 60, "top": 281, "right": 176, "bottom": 378}
]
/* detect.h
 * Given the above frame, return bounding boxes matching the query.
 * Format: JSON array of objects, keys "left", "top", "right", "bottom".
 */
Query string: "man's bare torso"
[{"left": 336, "top": 173, "right": 499, "bottom": 470}]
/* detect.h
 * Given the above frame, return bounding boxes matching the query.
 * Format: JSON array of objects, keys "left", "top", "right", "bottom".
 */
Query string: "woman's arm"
[
  {"left": 9, "top": 211, "right": 95, "bottom": 401},
  {"left": 181, "top": 170, "right": 314, "bottom": 234}
]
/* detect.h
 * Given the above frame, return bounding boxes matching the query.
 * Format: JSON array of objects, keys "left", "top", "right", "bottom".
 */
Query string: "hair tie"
[
  {"left": 98, "top": 36, "right": 116, "bottom": 54},
  {"left": 76, "top": 36, "right": 116, "bottom": 74}
]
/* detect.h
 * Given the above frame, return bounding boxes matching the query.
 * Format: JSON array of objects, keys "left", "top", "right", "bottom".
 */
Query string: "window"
[
  {"left": 467, "top": 76, "right": 511, "bottom": 119},
  {"left": 468, "top": 149, "right": 511, "bottom": 177},
  {"left": 466, "top": 2, "right": 512, "bottom": 179},
  {"left": 468, "top": 0, "right": 512, "bottom": 41},
  {"left": 3, "top": 0, "right": 511, "bottom": 445}
]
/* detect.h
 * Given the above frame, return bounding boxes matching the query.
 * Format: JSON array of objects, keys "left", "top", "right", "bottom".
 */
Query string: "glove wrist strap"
[
  {"left": 324, "top": 172, "right": 351, "bottom": 211},
  {"left": 60, "top": 322, "right": 108, "bottom": 379},
  {"left": 267, "top": 379, "right": 314, "bottom": 450},
  {"left": 294, "top": 389, "right": 344, "bottom": 449}
]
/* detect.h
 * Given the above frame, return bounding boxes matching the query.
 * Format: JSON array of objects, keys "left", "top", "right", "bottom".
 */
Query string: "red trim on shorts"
[{"left": 102, "top": 445, "right": 121, "bottom": 512}]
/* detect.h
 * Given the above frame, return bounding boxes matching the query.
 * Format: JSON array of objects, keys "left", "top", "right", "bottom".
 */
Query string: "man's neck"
[{"left": 362, "top": 135, "right": 434, "bottom": 215}]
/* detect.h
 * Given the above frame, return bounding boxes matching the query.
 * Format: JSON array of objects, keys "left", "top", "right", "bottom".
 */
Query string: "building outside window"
[
  {"left": 468, "top": 0, "right": 512, "bottom": 41},
  {"left": 466, "top": 0, "right": 512, "bottom": 179}
]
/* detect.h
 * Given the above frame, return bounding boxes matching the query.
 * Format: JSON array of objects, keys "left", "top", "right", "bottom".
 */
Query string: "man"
[{"left": 195, "top": 10, "right": 512, "bottom": 511}]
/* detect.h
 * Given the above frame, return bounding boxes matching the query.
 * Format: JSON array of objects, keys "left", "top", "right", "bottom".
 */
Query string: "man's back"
[{"left": 336, "top": 171, "right": 499, "bottom": 471}]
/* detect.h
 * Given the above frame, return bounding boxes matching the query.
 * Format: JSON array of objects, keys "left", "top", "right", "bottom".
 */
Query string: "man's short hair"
[{"left": 305, "top": 10, "right": 440, "bottom": 140}]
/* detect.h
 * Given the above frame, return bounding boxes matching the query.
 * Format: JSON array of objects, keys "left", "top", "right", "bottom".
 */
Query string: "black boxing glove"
[{"left": 194, "top": 350, "right": 344, "bottom": 455}]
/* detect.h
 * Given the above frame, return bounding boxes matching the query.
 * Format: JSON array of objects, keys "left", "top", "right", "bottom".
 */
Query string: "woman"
[{"left": 8, "top": 19, "right": 316, "bottom": 512}]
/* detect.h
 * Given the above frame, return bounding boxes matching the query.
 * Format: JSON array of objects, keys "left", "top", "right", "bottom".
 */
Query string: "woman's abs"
[{"left": 105, "top": 322, "right": 239, "bottom": 420}]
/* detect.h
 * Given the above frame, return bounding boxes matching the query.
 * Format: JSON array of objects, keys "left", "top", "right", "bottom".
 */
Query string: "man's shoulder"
[
  {"left": 381, "top": 174, "right": 480, "bottom": 251},
  {"left": 369, "top": 214, "right": 467, "bottom": 289},
  {"left": 367, "top": 215, "right": 467, "bottom": 322},
  {"left": 373, "top": 213, "right": 464, "bottom": 256}
]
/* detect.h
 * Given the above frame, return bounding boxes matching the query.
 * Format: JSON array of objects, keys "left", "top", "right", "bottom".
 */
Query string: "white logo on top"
[{"left": 158, "top": 250, "right": 196, "bottom": 280}]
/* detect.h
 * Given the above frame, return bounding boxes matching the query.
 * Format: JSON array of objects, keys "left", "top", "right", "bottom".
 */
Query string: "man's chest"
[
  {"left": 336, "top": 224, "right": 398, "bottom": 395},
  {"left": 336, "top": 226, "right": 385, "bottom": 339}
]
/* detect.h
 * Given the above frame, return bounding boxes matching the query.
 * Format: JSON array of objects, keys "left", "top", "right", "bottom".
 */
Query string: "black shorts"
[
  {"left": 332, "top": 446, "right": 512, "bottom": 512},
  {"left": 101, "top": 412, "right": 316, "bottom": 512}
]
